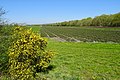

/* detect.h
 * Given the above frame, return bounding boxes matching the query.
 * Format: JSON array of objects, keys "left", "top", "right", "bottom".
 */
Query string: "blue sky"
[{"left": 0, "top": 0, "right": 120, "bottom": 24}]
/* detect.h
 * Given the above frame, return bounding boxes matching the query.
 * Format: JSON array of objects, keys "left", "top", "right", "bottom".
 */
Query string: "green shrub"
[
  {"left": 8, "top": 26, "right": 54, "bottom": 80},
  {"left": 0, "top": 25, "right": 15, "bottom": 74}
]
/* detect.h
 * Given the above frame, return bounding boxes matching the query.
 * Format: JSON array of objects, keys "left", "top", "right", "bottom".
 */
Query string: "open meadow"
[
  {"left": 0, "top": 26, "right": 120, "bottom": 80},
  {"left": 1, "top": 0, "right": 120, "bottom": 80}
]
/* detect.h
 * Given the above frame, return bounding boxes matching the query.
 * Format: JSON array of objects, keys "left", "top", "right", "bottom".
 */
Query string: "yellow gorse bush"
[{"left": 8, "top": 26, "right": 54, "bottom": 80}]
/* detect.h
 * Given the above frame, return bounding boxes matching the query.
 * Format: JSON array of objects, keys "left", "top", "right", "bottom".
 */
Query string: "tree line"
[{"left": 44, "top": 12, "right": 120, "bottom": 27}]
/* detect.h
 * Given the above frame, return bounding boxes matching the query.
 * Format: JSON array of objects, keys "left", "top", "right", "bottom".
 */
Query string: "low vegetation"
[
  {"left": 0, "top": 26, "right": 54, "bottom": 80},
  {"left": 1, "top": 25, "right": 120, "bottom": 80},
  {"left": 29, "top": 26, "right": 120, "bottom": 79},
  {"left": 41, "top": 26, "right": 120, "bottom": 43},
  {"left": 28, "top": 25, "right": 41, "bottom": 33},
  {"left": 37, "top": 39, "right": 120, "bottom": 80}
]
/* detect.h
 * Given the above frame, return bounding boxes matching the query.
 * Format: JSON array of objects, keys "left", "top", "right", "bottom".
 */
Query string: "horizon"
[{"left": 0, "top": 0, "right": 120, "bottom": 24}]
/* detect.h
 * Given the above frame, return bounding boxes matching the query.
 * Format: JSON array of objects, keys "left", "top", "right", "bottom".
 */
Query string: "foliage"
[
  {"left": 7, "top": 26, "right": 54, "bottom": 80},
  {"left": 43, "top": 12, "right": 120, "bottom": 27},
  {"left": 0, "top": 25, "right": 15, "bottom": 74}
]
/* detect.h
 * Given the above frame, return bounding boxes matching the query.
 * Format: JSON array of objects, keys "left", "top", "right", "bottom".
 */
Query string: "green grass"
[
  {"left": 28, "top": 25, "right": 41, "bottom": 33},
  {"left": 1, "top": 26, "right": 120, "bottom": 80},
  {"left": 38, "top": 39, "right": 120, "bottom": 80}
]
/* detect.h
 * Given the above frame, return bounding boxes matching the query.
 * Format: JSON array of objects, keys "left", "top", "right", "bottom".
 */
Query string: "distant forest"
[{"left": 44, "top": 12, "right": 120, "bottom": 27}]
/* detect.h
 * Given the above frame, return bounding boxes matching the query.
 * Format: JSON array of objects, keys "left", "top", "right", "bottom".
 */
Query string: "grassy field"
[
  {"left": 41, "top": 26, "right": 120, "bottom": 43},
  {"left": 28, "top": 25, "right": 41, "bottom": 33},
  {"left": 37, "top": 39, "right": 120, "bottom": 80},
  {"left": 39, "top": 26, "right": 120, "bottom": 79},
  {"left": 0, "top": 26, "right": 120, "bottom": 80},
  {"left": 11, "top": 26, "right": 119, "bottom": 80}
]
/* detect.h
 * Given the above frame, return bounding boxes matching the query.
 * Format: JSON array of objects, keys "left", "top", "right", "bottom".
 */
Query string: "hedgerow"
[
  {"left": 8, "top": 26, "right": 54, "bottom": 80},
  {"left": 0, "top": 25, "right": 15, "bottom": 74}
]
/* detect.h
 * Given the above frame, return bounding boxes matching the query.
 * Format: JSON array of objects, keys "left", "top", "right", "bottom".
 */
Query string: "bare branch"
[{"left": 0, "top": 7, "right": 6, "bottom": 17}]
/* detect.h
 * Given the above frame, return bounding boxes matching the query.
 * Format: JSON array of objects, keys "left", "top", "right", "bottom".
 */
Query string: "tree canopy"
[{"left": 44, "top": 12, "right": 120, "bottom": 27}]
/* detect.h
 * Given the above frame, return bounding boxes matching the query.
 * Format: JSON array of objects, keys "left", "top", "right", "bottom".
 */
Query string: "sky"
[{"left": 0, "top": 0, "right": 120, "bottom": 24}]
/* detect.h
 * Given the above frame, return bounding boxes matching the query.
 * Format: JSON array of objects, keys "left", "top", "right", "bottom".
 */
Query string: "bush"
[
  {"left": 0, "top": 25, "right": 15, "bottom": 74},
  {"left": 8, "top": 26, "right": 54, "bottom": 80}
]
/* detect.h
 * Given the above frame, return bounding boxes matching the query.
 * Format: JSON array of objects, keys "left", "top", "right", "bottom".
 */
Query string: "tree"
[
  {"left": 111, "top": 13, "right": 120, "bottom": 27},
  {"left": 0, "top": 7, "right": 6, "bottom": 25}
]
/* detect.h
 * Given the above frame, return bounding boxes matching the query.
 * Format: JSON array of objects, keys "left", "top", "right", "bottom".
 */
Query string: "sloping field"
[
  {"left": 26, "top": 26, "right": 120, "bottom": 80},
  {"left": 37, "top": 40, "right": 120, "bottom": 80},
  {"left": 41, "top": 26, "right": 120, "bottom": 43}
]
